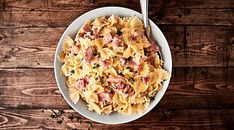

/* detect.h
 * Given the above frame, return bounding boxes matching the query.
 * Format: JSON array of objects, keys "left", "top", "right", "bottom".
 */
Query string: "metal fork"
[{"left": 140, "top": 0, "right": 162, "bottom": 59}]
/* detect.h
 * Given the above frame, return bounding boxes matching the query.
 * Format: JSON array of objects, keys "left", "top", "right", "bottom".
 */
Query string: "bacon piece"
[
  {"left": 112, "top": 35, "right": 122, "bottom": 47},
  {"left": 85, "top": 46, "right": 97, "bottom": 63},
  {"left": 98, "top": 92, "right": 112, "bottom": 102},
  {"left": 103, "top": 33, "right": 113, "bottom": 44}
]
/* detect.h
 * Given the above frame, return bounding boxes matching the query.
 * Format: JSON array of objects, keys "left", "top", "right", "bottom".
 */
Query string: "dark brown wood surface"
[{"left": 0, "top": 0, "right": 233, "bottom": 129}]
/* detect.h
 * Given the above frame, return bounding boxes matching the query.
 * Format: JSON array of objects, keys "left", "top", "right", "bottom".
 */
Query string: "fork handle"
[{"left": 140, "top": 0, "right": 149, "bottom": 28}]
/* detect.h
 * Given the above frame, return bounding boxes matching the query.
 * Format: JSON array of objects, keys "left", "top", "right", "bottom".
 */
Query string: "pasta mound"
[{"left": 59, "top": 15, "right": 170, "bottom": 115}]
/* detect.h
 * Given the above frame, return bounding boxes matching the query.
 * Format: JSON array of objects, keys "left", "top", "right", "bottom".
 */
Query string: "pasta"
[{"left": 59, "top": 15, "right": 170, "bottom": 115}]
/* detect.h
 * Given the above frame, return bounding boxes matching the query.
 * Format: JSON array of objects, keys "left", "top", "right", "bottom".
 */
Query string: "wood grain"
[
  {"left": 0, "top": 0, "right": 233, "bottom": 28},
  {"left": 0, "top": 26, "right": 233, "bottom": 68},
  {"left": 0, "top": 108, "right": 233, "bottom": 130},
  {"left": 0, "top": 67, "right": 233, "bottom": 109},
  {"left": 0, "top": 27, "right": 61, "bottom": 68}
]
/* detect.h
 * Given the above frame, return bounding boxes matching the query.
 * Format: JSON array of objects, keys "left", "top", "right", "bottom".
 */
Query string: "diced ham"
[
  {"left": 123, "top": 85, "right": 130, "bottom": 93},
  {"left": 93, "top": 27, "right": 102, "bottom": 37},
  {"left": 102, "top": 58, "right": 112, "bottom": 68},
  {"left": 116, "top": 82, "right": 126, "bottom": 89},
  {"left": 84, "top": 75, "right": 90, "bottom": 83},
  {"left": 128, "top": 31, "right": 143, "bottom": 42},
  {"left": 83, "top": 32, "right": 96, "bottom": 39},
  {"left": 120, "top": 58, "right": 126, "bottom": 65},
  {"left": 98, "top": 92, "right": 112, "bottom": 102},
  {"left": 75, "top": 79, "right": 85, "bottom": 90},
  {"left": 126, "top": 60, "right": 137, "bottom": 70},
  {"left": 117, "top": 85, "right": 135, "bottom": 97},
  {"left": 107, "top": 76, "right": 126, "bottom": 83},
  {"left": 141, "top": 91, "right": 148, "bottom": 97},
  {"left": 70, "top": 45, "right": 80, "bottom": 55},
  {"left": 145, "top": 41, "right": 159, "bottom": 56},
  {"left": 79, "top": 23, "right": 91, "bottom": 37},
  {"left": 85, "top": 46, "right": 97, "bottom": 63},
  {"left": 107, "top": 76, "right": 135, "bottom": 97},
  {"left": 129, "top": 35, "right": 136, "bottom": 41},
  {"left": 112, "top": 35, "right": 122, "bottom": 47},
  {"left": 133, "top": 31, "right": 143, "bottom": 37},
  {"left": 127, "top": 89, "right": 135, "bottom": 97},
  {"left": 103, "top": 33, "right": 113, "bottom": 44},
  {"left": 142, "top": 77, "right": 149, "bottom": 84},
  {"left": 82, "top": 23, "right": 91, "bottom": 33},
  {"left": 137, "top": 64, "right": 143, "bottom": 72},
  {"left": 75, "top": 76, "right": 90, "bottom": 90}
]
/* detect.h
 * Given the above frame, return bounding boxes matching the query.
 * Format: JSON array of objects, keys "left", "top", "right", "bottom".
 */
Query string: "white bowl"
[{"left": 54, "top": 6, "right": 172, "bottom": 124}]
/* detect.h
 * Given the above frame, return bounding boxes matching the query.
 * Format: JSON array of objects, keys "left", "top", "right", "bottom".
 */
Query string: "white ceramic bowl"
[{"left": 54, "top": 6, "right": 172, "bottom": 124}]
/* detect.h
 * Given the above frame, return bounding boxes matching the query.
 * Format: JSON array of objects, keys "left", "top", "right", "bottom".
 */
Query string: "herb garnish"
[
  {"left": 48, "top": 109, "right": 87, "bottom": 128},
  {"left": 150, "top": 96, "right": 155, "bottom": 100},
  {"left": 93, "top": 63, "right": 100, "bottom": 69},
  {"left": 126, "top": 56, "right": 132, "bottom": 61},
  {"left": 129, "top": 78, "right": 134, "bottom": 84},
  {"left": 126, "top": 67, "right": 131, "bottom": 71},
  {"left": 116, "top": 29, "right": 122, "bottom": 35},
  {"left": 100, "top": 77, "right": 104, "bottom": 84},
  {"left": 70, "top": 70, "right": 75, "bottom": 74}
]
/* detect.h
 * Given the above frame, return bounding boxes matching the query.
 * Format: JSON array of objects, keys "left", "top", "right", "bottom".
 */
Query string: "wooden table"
[{"left": 0, "top": 0, "right": 233, "bottom": 129}]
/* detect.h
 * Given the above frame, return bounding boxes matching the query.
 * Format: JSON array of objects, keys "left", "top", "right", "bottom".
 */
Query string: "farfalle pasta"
[{"left": 59, "top": 15, "right": 170, "bottom": 115}]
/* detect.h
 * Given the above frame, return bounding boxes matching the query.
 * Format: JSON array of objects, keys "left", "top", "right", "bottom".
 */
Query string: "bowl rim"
[{"left": 54, "top": 6, "right": 172, "bottom": 124}]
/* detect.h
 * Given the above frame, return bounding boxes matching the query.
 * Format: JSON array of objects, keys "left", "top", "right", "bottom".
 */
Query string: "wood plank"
[
  {"left": 0, "top": 67, "right": 233, "bottom": 109},
  {"left": 0, "top": 28, "right": 62, "bottom": 68},
  {"left": 161, "top": 25, "right": 234, "bottom": 67},
  {"left": 0, "top": 68, "right": 67, "bottom": 109},
  {"left": 2, "top": 0, "right": 234, "bottom": 11},
  {"left": 0, "top": 0, "right": 233, "bottom": 28},
  {"left": 0, "top": 108, "right": 233, "bottom": 130},
  {"left": 0, "top": 26, "right": 233, "bottom": 68}
]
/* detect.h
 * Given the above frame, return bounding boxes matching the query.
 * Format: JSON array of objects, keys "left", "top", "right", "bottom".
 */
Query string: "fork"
[{"left": 140, "top": 0, "right": 162, "bottom": 59}]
